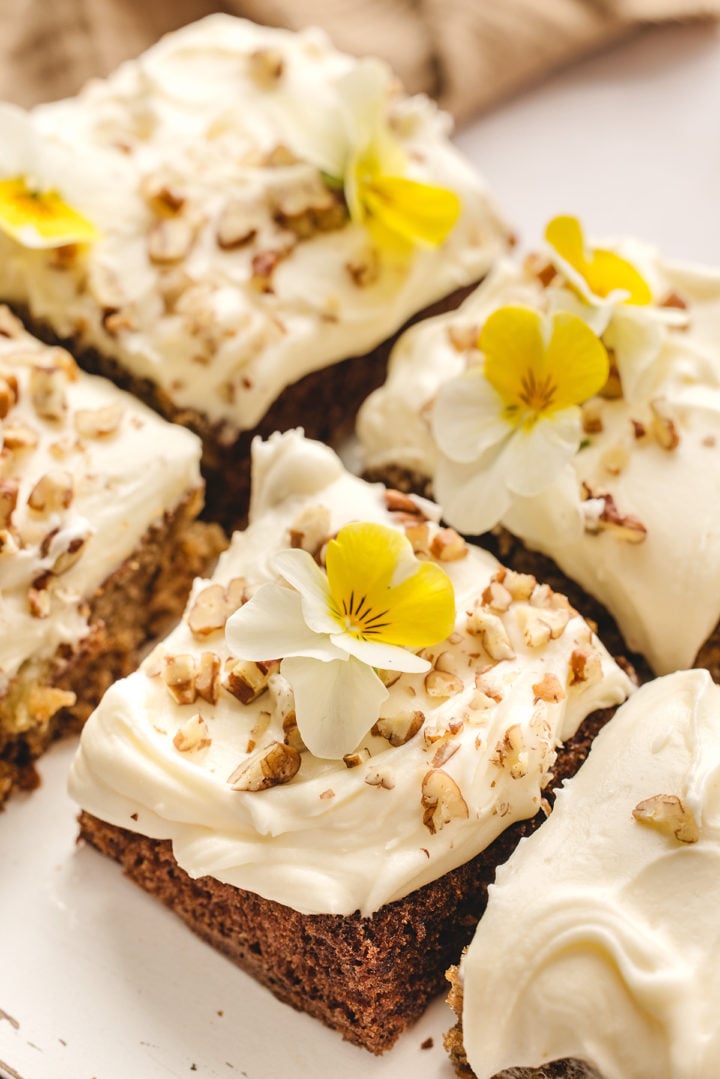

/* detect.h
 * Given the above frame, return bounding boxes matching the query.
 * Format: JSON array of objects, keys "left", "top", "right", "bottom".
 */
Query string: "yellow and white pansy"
[
  {"left": 544, "top": 215, "right": 687, "bottom": 403},
  {"left": 279, "top": 58, "right": 461, "bottom": 251},
  {"left": 226, "top": 521, "right": 455, "bottom": 759},
  {"left": 0, "top": 103, "right": 98, "bottom": 248},
  {"left": 431, "top": 304, "right": 609, "bottom": 535}
]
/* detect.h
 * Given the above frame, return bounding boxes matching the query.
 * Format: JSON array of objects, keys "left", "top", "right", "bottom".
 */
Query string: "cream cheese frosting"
[
  {"left": 69, "top": 430, "right": 631, "bottom": 917},
  {"left": 0, "top": 307, "right": 202, "bottom": 686},
  {"left": 459, "top": 669, "right": 720, "bottom": 1079},
  {"left": 0, "top": 15, "right": 508, "bottom": 433},
  {"left": 357, "top": 246, "right": 720, "bottom": 673}
]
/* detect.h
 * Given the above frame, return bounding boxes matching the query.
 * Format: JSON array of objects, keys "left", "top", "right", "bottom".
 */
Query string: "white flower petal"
[
  {"left": 336, "top": 58, "right": 389, "bottom": 154},
  {"left": 505, "top": 411, "right": 581, "bottom": 498},
  {"left": 0, "top": 103, "right": 38, "bottom": 181},
  {"left": 546, "top": 285, "right": 613, "bottom": 337},
  {"left": 331, "top": 633, "right": 431, "bottom": 673},
  {"left": 226, "top": 582, "right": 342, "bottom": 662},
  {"left": 432, "top": 371, "right": 510, "bottom": 464},
  {"left": 282, "top": 654, "right": 388, "bottom": 759},
  {"left": 272, "top": 548, "right": 339, "bottom": 635},
  {"left": 604, "top": 307, "right": 666, "bottom": 404},
  {"left": 433, "top": 443, "right": 513, "bottom": 536}
]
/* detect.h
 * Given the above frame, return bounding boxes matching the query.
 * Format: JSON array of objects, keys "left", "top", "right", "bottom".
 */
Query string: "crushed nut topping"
[
  {"left": 492, "top": 724, "right": 528, "bottom": 779},
  {"left": 187, "top": 578, "right": 246, "bottom": 637},
  {"left": 148, "top": 216, "right": 196, "bottom": 264},
  {"left": 74, "top": 403, "right": 124, "bottom": 439},
  {"left": 481, "top": 578, "right": 513, "bottom": 613},
  {"left": 516, "top": 605, "right": 570, "bottom": 649},
  {"left": 532, "top": 673, "right": 566, "bottom": 703},
  {"left": 3, "top": 421, "right": 38, "bottom": 451},
  {"left": 224, "top": 658, "right": 280, "bottom": 705},
  {"left": 0, "top": 480, "right": 19, "bottom": 529},
  {"left": 372, "top": 710, "right": 425, "bottom": 746},
  {"left": 581, "top": 483, "right": 647, "bottom": 544},
  {"left": 424, "top": 669, "right": 464, "bottom": 698},
  {"left": 0, "top": 372, "right": 19, "bottom": 418},
  {"left": 27, "top": 470, "right": 74, "bottom": 514},
  {"left": 633, "top": 793, "right": 699, "bottom": 844},
  {"left": 227, "top": 741, "right": 300, "bottom": 792},
  {"left": 421, "top": 769, "right": 469, "bottom": 833},
  {"left": 195, "top": 651, "right": 221, "bottom": 704},
  {"left": 216, "top": 197, "right": 259, "bottom": 250},
  {"left": 343, "top": 748, "right": 371, "bottom": 768},
  {"left": 430, "top": 527, "right": 468, "bottom": 562},
  {"left": 466, "top": 603, "right": 515, "bottom": 661},
  {"left": 173, "top": 713, "right": 211, "bottom": 753},
  {"left": 581, "top": 399, "right": 603, "bottom": 434},
  {"left": 162, "top": 653, "right": 198, "bottom": 705},
  {"left": 568, "top": 645, "right": 603, "bottom": 687},
  {"left": 649, "top": 396, "right": 680, "bottom": 450},
  {"left": 247, "top": 47, "right": 285, "bottom": 87},
  {"left": 29, "top": 365, "right": 67, "bottom": 420},
  {"left": 364, "top": 767, "right": 395, "bottom": 789}
]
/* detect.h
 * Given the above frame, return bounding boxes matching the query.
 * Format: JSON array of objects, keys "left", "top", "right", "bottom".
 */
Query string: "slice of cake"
[
  {"left": 68, "top": 430, "right": 631, "bottom": 1053},
  {"left": 0, "top": 307, "right": 224, "bottom": 807},
  {"left": 446, "top": 668, "right": 720, "bottom": 1079},
  {"left": 0, "top": 15, "right": 509, "bottom": 528},
  {"left": 358, "top": 216, "right": 720, "bottom": 678}
]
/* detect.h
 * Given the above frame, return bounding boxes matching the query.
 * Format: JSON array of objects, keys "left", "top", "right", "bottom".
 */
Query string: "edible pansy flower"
[
  {"left": 431, "top": 304, "right": 609, "bottom": 535},
  {"left": 0, "top": 104, "right": 98, "bottom": 248},
  {"left": 545, "top": 215, "right": 652, "bottom": 307},
  {"left": 281, "top": 59, "right": 461, "bottom": 250},
  {"left": 226, "top": 521, "right": 455, "bottom": 760},
  {"left": 544, "top": 215, "right": 687, "bottom": 404}
]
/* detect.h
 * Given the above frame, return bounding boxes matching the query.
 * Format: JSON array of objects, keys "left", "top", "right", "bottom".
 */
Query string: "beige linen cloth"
[{"left": 1, "top": 0, "right": 719, "bottom": 121}]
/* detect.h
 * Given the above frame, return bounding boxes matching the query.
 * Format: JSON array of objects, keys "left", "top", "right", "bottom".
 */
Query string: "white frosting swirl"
[
  {"left": 0, "top": 15, "right": 508, "bottom": 433},
  {"left": 69, "top": 431, "right": 631, "bottom": 916},
  {"left": 0, "top": 316, "right": 202, "bottom": 683},
  {"left": 358, "top": 250, "right": 720, "bottom": 673},
  {"left": 460, "top": 669, "right": 720, "bottom": 1079}
]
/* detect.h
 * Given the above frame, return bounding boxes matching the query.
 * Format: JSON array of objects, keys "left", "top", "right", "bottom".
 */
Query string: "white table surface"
[{"left": 2, "top": 22, "right": 720, "bottom": 1079}]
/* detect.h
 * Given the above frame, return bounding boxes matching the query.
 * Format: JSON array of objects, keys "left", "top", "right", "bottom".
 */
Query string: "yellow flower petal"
[
  {"left": 0, "top": 177, "right": 97, "bottom": 248},
  {"left": 325, "top": 521, "right": 455, "bottom": 648},
  {"left": 480, "top": 304, "right": 608, "bottom": 424},
  {"left": 585, "top": 247, "right": 653, "bottom": 306},
  {"left": 545, "top": 214, "right": 585, "bottom": 267},
  {"left": 360, "top": 174, "right": 461, "bottom": 248},
  {"left": 481, "top": 306, "right": 546, "bottom": 413},
  {"left": 545, "top": 214, "right": 652, "bottom": 306},
  {"left": 542, "top": 312, "right": 610, "bottom": 411}
]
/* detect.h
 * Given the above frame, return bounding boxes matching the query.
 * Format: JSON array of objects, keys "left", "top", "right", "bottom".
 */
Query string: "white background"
[{"left": 2, "top": 21, "right": 720, "bottom": 1079}]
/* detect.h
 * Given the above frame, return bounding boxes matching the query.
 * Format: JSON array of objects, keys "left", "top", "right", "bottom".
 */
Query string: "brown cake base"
[
  {"left": 19, "top": 284, "right": 476, "bottom": 532},
  {"left": 0, "top": 488, "right": 226, "bottom": 808},
  {"left": 77, "top": 706, "right": 615, "bottom": 1055}
]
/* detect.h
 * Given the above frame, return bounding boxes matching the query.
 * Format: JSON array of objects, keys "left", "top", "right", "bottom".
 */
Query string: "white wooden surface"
[{"left": 2, "top": 22, "right": 720, "bottom": 1079}]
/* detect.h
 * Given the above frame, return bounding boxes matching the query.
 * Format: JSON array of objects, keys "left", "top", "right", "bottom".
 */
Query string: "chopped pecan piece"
[
  {"left": 421, "top": 769, "right": 469, "bottom": 834},
  {"left": 0, "top": 480, "right": 18, "bottom": 529},
  {"left": 568, "top": 645, "right": 603, "bottom": 687},
  {"left": 29, "top": 365, "right": 67, "bottom": 420},
  {"left": 3, "top": 422, "right": 39, "bottom": 451},
  {"left": 430, "top": 527, "right": 468, "bottom": 562},
  {"left": 195, "top": 651, "right": 221, "bottom": 704},
  {"left": 148, "top": 216, "right": 195, "bottom": 264},
  {"left": 633, "top": 793, "right": 699, "bottom": 844},
  {"left": 27, "top": 470, "right": 74, "bottom": 514},
  {"left": 173, "top": 714, "right": 211, "bottom": 753},
  {"left": 0, "top": 372, "right": 19, "bottom": 418},
  {"left": 216, "top": 198, "right": 259, "bottom": 250},
  {"left": 466, "top": 604, "right": 515, "bottom": 661},
  {"left": 74, "top": 403, "right": 124, "bottom": 439},
  {"left": 424, "top": 669, "right": 463, "bottom": 698},
  {"left": 162, "top": 654, "right": 197, "bottom": 706},
  {"left": 224, "top": 659, "right": 280, "bottom": 705},
  {"left": 187, "top": 578, "right": 246, "bottom": 636},
  {"left": 288, "top": 503, "right": 331, "bottom": 557},
  {"left": 227, "top": 741, "right": 300, "bottom": 792},
  {"left": 372, "top": 710, "right": 425, "bottom": 747},
  {"left": 649, "top": 397, "right": 680, "bottom": 450},
  {"left": 532, "top": 673, "right": 566, "bottom": 703}
]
